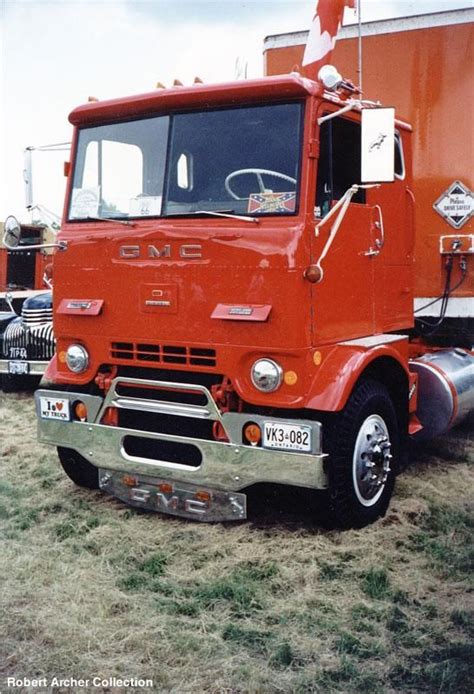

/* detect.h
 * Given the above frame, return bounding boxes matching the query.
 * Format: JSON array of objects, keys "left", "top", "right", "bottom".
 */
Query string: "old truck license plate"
[
  {"left": 8, "top": 360, "right": 29, "bottom": 375},
  {"left": 39, "top": 396, "right": 71, "bottom": 421},
  {"left": 263, "top": 422, "right": 312, "bottom": 452}
]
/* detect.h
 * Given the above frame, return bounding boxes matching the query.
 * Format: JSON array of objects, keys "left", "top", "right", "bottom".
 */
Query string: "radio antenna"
[{"left": 357, "top": 0, "right": 363, "bottom": 92}]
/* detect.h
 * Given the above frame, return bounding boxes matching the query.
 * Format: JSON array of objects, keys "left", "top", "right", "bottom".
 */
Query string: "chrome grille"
[
  {"left": 3, "top": 320, "right": 55, "bottom": 360},
  {"left": 111, "top": 342, "right": 217, "bottom": 367},
  {"left": 21, "top": 306, "right": 53, "bottom": 328}
]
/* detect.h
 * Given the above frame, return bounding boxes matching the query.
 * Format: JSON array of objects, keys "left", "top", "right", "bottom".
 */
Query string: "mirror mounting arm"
[
  {"left": 317, "top": 99, "right": 382, "bottom": 126},
  {"left": 2, "top": 237, "right": 67, "bottom": 252}
]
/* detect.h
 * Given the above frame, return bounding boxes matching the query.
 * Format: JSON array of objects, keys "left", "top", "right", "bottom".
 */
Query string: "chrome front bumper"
[{"left": 35, "top": 376, "right": 328, "bottom": 520}]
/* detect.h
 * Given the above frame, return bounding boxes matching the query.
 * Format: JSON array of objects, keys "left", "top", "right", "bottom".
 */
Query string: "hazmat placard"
[{"left": 433, "top": 180, "right": 474, "bottom": 229}]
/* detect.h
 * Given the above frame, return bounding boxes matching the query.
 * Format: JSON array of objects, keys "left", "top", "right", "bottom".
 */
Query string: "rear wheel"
[
  {"left": 323, "top": 379, "right": 399, "bottom": 528},
  {"left": 57, "top": 447, "right": 99, "bottom": 489}
]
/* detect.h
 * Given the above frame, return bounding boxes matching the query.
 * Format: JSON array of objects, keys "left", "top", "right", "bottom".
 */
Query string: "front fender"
[
  {"left": 40, "top": 353, "right": 59, "bottom": 387},
  {"left": 306, "top": 336, "right": 409, "bottom": 412}
]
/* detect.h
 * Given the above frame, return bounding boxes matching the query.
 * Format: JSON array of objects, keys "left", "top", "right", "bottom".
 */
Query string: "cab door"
[{"left": 311, "top": 111, "right": 378, "bottom": 345}]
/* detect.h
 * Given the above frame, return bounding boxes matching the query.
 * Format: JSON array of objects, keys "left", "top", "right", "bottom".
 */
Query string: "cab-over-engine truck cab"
[{"left": 35, "top": 74, "right": 417, "bottom": 527}]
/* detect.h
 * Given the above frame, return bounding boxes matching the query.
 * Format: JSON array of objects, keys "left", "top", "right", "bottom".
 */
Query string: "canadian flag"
[{"left": 302, "top": 0, "right": 356, "bottom": 80}]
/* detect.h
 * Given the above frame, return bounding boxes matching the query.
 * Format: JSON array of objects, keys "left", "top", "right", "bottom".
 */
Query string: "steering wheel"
[{"left": 225, "top": 168, "right": 297, "bottom": 201}]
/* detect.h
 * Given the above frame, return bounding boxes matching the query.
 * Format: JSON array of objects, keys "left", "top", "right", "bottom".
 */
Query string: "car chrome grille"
[
  {"left": 3, "top": 320, "right": 56, "bottom": 360},
  {"left": 110, "top": 342, "right": 217, "bottom": 367},
  {"left": 21, "top": 306, "right": 53, "bottom": 328}
]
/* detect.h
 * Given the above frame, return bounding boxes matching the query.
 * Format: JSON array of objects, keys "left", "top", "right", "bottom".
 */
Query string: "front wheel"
[
  {"left": 323, "top": 379, "right": 399, "bottom": 528},
  {"left": 57, "top": 447, "right": 99, "bottom": 489}
]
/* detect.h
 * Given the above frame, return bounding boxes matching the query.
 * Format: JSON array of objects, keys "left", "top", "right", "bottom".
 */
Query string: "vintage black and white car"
[{"left": 0, "top": 292, "right": 55, "bottom": 390}]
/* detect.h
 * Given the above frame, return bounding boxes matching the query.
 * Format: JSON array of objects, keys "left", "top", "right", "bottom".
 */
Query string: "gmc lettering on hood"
[{"left": 119, "top": 244, "right": 203, "bottom": 259}]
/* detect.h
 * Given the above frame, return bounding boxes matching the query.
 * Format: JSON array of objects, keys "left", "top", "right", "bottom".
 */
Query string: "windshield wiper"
[
  {"left": 166, "top": 210, "right": 259, "bottom": 224},
  {"left": 194, "top": 210, "right": 259, "bottom": 223},
  {"left": 82, "top": 215, "right": 136, "bottom": 227}
]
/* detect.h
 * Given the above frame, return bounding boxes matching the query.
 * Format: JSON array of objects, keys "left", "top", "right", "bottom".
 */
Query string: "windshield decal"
[
  {"left": 248, "top": 191, "right": 296, "bottom": 214},
  {"left": 70, "top": 186, "right": 100, "bottom": 218},
  {"left": 129, "top": 196, "right": 163, "bottom": 217}
]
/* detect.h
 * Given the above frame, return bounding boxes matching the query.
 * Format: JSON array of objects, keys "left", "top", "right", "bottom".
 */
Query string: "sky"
[{"left": 1, "top": 0, "right": 472, "bottom": 221}]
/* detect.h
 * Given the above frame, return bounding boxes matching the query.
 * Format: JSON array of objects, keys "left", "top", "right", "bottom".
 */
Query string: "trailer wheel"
[
  {"left": 57, "top": 447, "right": 99, "bottom": 489},
  {"left": 324, "top": 379, "right": 398, "bottom": 528}
]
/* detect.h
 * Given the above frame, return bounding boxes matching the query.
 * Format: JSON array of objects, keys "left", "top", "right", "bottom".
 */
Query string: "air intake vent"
[{"left": 110, "top": 342, "right": 217, "bottom": 367}]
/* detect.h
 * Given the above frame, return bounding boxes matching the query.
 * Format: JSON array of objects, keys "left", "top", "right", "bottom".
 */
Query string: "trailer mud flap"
[{"left": 99, "top": 469, "right": 247, "bottom": 522}]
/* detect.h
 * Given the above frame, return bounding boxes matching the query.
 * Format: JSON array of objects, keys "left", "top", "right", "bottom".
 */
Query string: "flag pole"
[{"left": 357, "top": 0, "right": 363, "bottom": 92}]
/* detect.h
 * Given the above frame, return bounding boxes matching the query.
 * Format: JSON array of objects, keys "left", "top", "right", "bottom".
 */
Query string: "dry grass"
[{"left": 0, "top": 391, "right": 473, "bottom": 693}]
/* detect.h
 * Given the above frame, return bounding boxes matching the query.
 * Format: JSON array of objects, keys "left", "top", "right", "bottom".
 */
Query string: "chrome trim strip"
[
  {"left": 338, "top": 334, "right": 408, "bottom": 348},
  {"left": 0, "top": 289, "right": 46, "bottom": 300}
]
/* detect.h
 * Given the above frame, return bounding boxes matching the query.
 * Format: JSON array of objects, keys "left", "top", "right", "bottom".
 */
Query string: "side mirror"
[
  {"left": 2, "top": 214, "right": 65, "bottom": 252},
  {"left": 23, "top": 147, "right": 34, "bottom": 210},
  {"left": 361, "top": 108, "right": 395, "bottom": 183},
  {"left": 3, "top": 215, "right": 22, "bottom": 249}
]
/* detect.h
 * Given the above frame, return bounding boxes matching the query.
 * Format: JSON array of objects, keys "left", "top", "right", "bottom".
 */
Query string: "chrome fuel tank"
[{"left": 410, "top": 349, "right": 474, "bottom": 441}]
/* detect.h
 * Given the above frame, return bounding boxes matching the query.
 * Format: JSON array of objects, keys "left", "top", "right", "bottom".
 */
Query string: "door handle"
[{"left": 364, "top": 204, "right": 385, "bottom": 257}]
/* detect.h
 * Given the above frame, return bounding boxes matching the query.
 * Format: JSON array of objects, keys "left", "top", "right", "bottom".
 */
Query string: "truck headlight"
[
  {"left": 251, "top": 358, "right": 283, "bottom": 393},
  {"left": 66, "top": 344, "right": 89, "bottom": 373}
]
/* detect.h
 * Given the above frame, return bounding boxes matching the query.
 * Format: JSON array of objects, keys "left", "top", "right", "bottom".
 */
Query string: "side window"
[
  {"left": 316, "top": 116, "right": 366, "bottom": 217},
  {"left": 101, "top": 141, "right": 143, "bottom": 212},
  {"left": 82, "top": 141, "right": 99, "bottom": 189},
  {"left": 176, "top": 152, "right": 194, "bottom": 191},
  {"left": 394, "top": 131, "right": 405, "bottom": 180},
  {"left": 79, "top": 140, "right": 143, "bottom": 213}
]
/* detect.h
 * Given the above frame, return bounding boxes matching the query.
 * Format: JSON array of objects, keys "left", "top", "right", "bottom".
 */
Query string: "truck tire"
[
  {"left": 57, "top": 447, "right": 99, "bottom": 489},
  {"left": 324, "top": 379, "right": 398, "bottom": 528}
]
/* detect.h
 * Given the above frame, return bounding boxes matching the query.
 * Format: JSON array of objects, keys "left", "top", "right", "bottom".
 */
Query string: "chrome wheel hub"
[{"left": 352, "top": 414, "right": 392, "bottom": 507}]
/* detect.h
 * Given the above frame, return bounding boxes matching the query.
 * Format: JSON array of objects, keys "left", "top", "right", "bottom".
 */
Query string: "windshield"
[{"left": 68, "top": 102, "right": 303, "bottom": 221}]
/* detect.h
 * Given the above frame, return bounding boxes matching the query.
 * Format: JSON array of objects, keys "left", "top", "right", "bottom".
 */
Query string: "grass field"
[{"left": 1, "top": 390, "right": 473, "bottom": 693}]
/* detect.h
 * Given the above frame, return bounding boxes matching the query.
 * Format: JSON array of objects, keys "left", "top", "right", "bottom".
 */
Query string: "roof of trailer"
[{"left": 264, "top": 8, "right": 474, "bottom": 50}]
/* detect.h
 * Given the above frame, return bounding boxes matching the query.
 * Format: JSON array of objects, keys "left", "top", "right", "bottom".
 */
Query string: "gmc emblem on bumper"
[
  {"left": 119, "top": 244, "right": 202, "bottom": 259},
  {"left": 131, "top": 488, "right": 208, "bottom": 515},
  {"left": 97, "top": 469, "right": 248, "bottom": 522}
]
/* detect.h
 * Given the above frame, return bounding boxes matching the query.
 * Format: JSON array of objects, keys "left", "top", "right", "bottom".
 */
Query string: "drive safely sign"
[{"left": 433, "top": 180, "right": 474, "bottom": 229}]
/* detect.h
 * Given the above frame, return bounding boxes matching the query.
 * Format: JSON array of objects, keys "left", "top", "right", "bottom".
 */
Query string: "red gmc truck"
[{"left": 17, "top": 8, "right": 472, "bottom": 527}]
